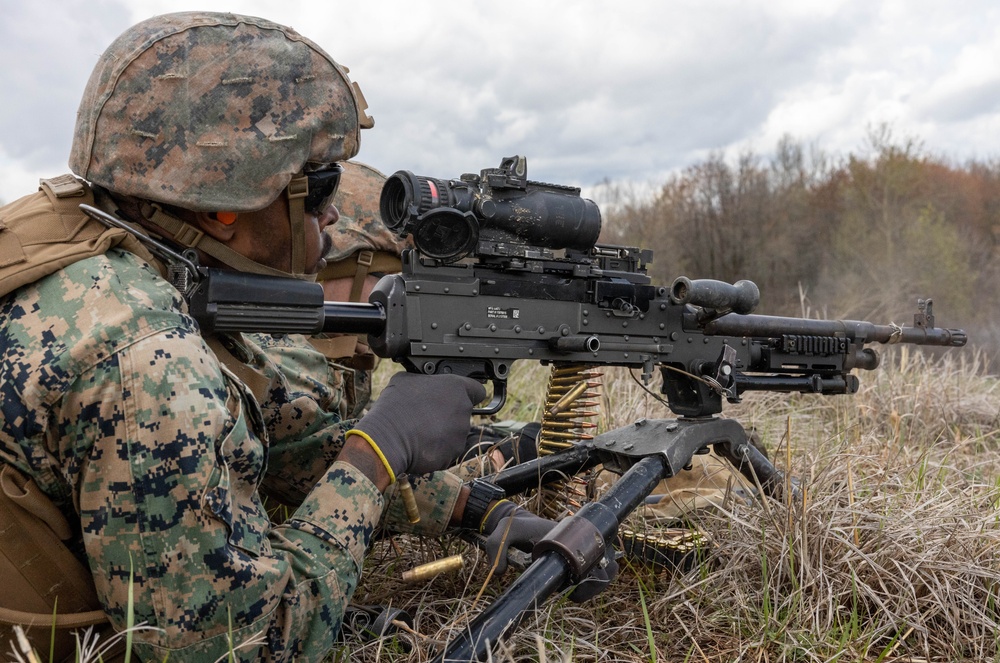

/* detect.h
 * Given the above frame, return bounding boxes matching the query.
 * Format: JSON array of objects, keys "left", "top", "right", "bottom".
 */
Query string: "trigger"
[{"left": 472, "top": 379, "right": 506, "bottom": 415}]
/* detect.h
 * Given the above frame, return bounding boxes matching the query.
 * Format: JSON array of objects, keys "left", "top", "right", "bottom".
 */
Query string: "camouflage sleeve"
[
  {"left": 380, "top": 469, "right": 464, "bottom": 535},
  {"left": 246, "top": 333, "right": 466, "bottom": 535},
  {"left": 64, "top": 329, "right": 383, "bottom": 662},
  {"left": 244, "top": 332, "right": 359, "bottom": 508}
]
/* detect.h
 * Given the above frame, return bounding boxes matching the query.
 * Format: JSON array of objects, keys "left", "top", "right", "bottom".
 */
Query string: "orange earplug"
[{"left": 216, "top": 211, "right": 238, "bottom": 225}]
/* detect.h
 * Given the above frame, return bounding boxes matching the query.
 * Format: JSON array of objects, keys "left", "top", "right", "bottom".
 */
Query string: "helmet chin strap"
[
  {"left": 286, "top": 173, "right": 309, "bottom": 277},
  {"left": 139, "top": 179, "right": 317, "bottom": 282}
]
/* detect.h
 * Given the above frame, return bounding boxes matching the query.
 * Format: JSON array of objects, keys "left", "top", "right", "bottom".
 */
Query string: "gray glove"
[
  {"left": 482, "top": 501, "right": 554, "bottom": 576},
  {"left": 482, "top": 500, "right": 619, "bottom": 602},
  {"left": 350, "top": 372, "right": 486, "bottom": 480}
]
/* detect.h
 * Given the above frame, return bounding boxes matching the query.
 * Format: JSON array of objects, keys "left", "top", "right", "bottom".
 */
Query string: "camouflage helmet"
[{"left": 69, "top": 11, "right": 373, "bottom": 212}]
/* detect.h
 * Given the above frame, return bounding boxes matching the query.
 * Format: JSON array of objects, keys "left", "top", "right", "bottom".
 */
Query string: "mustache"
[{"left": 321, "top": 231, "right": 333, "bottom": 258}]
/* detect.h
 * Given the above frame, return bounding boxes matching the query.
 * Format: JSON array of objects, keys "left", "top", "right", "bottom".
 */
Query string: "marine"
[{"left": 0, "top": 12, "right": 585, "bottom": 661}]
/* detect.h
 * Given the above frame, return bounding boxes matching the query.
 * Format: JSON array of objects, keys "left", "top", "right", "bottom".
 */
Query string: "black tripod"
[{"left": 435, "top": 416, "right": 791, "bottom": 662}]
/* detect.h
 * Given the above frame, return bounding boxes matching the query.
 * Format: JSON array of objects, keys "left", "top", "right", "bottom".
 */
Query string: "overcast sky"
[{"left": 2, "top": 0, "right": 999, "bottom": 206}]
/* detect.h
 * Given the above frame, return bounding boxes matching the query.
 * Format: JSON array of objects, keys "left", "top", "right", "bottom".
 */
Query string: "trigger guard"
[{"left": 473, "top": 380, "right": 506, "bottom": 415}]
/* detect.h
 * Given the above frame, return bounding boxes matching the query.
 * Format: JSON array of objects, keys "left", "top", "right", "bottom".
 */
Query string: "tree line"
[{"left": 594, "top": 126, "right": 999, "bottom": 364}]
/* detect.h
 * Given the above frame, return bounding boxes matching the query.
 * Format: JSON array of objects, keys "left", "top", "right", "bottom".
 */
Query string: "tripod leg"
[
  {"left": 435, "top": 454, "right": 668, "bottom": 662},
  {"left": 713, "top": 436, "right": 800, "bottom": 502}
]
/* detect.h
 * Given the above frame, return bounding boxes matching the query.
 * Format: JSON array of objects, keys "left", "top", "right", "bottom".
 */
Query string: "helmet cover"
[{"left": 70, "top": 11, "right": 373, "bottom": 212}]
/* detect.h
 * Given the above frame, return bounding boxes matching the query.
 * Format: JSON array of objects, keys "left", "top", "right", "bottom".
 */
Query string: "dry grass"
[
  {"left": 18, "top": 351, "right": 995, "bottom": 662},
  {"left": 349, "top": 350, "right": 1000, "bottom": 662}
]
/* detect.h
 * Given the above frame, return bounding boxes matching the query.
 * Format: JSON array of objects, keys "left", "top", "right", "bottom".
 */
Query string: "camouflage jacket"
[{"left": 0, "top": 190, "right": 462, "bottom": 661}]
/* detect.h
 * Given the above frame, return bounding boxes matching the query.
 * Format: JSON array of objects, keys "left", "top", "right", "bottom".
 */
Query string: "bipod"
[{"left": 435, "top": 416, "right": 791, "bottom": 662}]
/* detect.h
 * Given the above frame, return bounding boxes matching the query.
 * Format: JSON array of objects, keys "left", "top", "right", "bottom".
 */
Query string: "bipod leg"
[{"left": 434, "top": 454, "right": 669, "bottom": 662}]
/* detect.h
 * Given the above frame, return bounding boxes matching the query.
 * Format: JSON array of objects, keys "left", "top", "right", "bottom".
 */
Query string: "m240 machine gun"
[
  {"left": 90, "top": 156, "right": 967, "bottom": 661},
  {"left": 370, "top": 155, "right": 963, "bottom": 418}
]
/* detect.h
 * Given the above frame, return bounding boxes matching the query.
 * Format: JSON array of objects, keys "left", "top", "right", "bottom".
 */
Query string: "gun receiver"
[
  {"left": 173, "top": 255, "right": 966, "bottom": 419},
  {"left": 367, "top": 247, "right": 964, "bottom": 416}
]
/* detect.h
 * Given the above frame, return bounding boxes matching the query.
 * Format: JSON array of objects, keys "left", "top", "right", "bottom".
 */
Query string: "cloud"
[
  {"left": 0, "top": 1, "right": 133, "bottom": 176},
  {"left": 0, "top": 145, "right": 45, "bottom": 205},
  {"left": 914, "top": 30, "right": 1000, "bottom": 124},
  {"left": 734, "top": 0, "right": 1000, "bottom": 161},
  {"left": 2, "top": 0, "right": 1000, "bottom": 206}
]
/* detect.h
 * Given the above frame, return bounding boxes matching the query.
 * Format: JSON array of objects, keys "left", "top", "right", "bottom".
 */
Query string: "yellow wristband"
[
  {"left": 479, "top": 499, "right": 513, "bottom": 534},
  {"left": 346, "top": 429, "right": 397, "bottom": 485}
]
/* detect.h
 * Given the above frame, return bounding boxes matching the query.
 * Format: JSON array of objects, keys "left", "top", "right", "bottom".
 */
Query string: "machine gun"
[
  {"left": 370, "top": 155, "right": 964, "bottom": 419},
  {"left": 87, "top": 156, "right": 967, "bottom": 661}
]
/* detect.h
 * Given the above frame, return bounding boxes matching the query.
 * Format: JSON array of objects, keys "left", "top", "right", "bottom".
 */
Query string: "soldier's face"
[{"left": 229, "top": 195, "right": 338, "bottom": 274}]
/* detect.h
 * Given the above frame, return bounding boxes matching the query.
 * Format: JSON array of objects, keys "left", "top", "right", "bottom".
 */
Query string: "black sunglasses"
[{"left": 304, "top": 163, "right": 344, "bottom": 216}]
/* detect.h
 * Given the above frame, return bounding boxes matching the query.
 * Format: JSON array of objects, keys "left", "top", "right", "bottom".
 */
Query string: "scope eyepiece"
[
  {"left": 378, "top": 173, "right": 416, "bottom": 233},
  {"left": 380, "top": 170, "right": 480, "bottom": 261}
]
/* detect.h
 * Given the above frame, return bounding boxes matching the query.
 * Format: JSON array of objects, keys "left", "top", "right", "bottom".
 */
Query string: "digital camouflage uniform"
[
  {"left": 0, "top": 11, "right": 462, "bottom": 663},
  {"left": 0, "top": 185, "right": 462, "bottom": 662}
]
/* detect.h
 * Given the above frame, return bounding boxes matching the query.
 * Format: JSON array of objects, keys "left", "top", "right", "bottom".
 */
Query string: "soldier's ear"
[{"left": 194, "top": 212, "right": 238, "bottom": 241}]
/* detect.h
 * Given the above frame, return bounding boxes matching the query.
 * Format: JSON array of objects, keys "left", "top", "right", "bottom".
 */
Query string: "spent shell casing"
[
  {"left": 398, "top": 474, "right": 421, "bottom": 524},
  {"left": 545, "top": 392, "right": 602, "bottom": 406},
  {"left": 401, "top": 554, "right": 464, "bottom": 583},
  {"left": 558, "top": 382, "right": 601, "bottom": 392},
  {"left": 548, "top": 380, "right": 590, "bottom": 415},
  {"left": 545, "top": 391, "right": 601, "bottom": 403},
  {"left": 542, "top": 400, "right": 600, "bottom": 413}
]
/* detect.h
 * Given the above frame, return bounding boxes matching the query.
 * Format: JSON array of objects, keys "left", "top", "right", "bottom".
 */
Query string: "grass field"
[
  {"left": 10, "top": 349, "right": 996, "bottom": 662},
  {"left": 345, "top": 348, "right": 1000, "bottom": 662}
]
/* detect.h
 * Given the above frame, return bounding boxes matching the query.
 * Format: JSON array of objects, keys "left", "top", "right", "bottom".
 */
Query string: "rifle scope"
[{"left": 379, "top": 155, "right": 602, "bottom": 262}]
